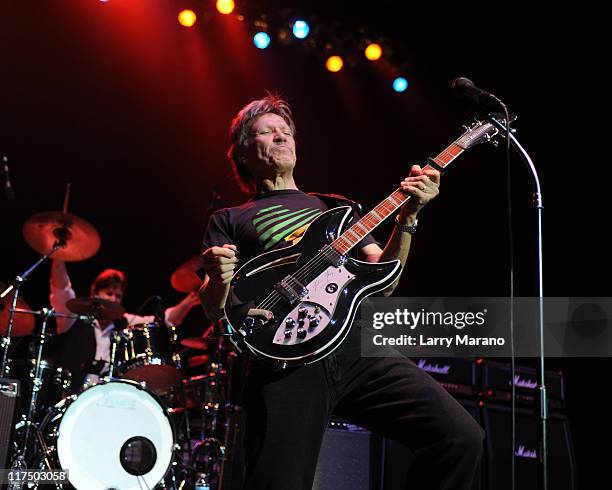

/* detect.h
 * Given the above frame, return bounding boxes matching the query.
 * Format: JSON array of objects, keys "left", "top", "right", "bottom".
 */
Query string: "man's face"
[
  {"left": 244, "top": 113, "right": 297, "bottom": 177},
  {"left": 95, "top": 284, "right": 123, "bottom": 304}
]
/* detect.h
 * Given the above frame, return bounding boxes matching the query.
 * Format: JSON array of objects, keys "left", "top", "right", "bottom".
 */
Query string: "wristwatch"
[{"left": 395, "top": 215, "right": 418, "bottom": 235}]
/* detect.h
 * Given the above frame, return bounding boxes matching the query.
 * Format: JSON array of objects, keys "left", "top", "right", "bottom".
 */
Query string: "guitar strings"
[{"left": 256, "top": 189, "right": 414, "bottom": 313}]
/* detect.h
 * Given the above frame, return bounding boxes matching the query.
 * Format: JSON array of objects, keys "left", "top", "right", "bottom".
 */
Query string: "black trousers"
[{"left": 241, "top": 322, "right": 485, "bottom": 490}]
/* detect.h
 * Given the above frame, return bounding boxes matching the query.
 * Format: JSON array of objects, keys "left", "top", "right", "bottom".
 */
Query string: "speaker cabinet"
[
  {"left": 313, "top": 423, "right": 381, "bottom": 490},
  {"left": 0, "top": 378, "right": 20, "bottom": 468},
  {"left": 482, "top": 404, "right": 575, "bottom": 490}
]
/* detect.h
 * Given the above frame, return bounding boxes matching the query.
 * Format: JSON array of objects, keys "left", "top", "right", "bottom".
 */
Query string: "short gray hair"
[{"left": 227, "top": 94, "right": 296, "bottom": 194}]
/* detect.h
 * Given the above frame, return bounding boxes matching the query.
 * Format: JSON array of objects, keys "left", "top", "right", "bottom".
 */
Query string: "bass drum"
[{"left": 47, "top": 379, "right": 175, "bottom": 489}]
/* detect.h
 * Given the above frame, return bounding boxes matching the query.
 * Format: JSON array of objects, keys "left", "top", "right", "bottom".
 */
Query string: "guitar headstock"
[{"left": 455, "top": 119, "right": 502, "bottom": 149}]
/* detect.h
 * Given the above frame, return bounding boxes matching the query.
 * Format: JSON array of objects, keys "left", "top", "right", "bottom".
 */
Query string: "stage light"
[
  {"left": 254, "top": 32, "right": 271, "bottom": 49},
  {"left": 325, "top": 55, "right": 343, "bottom": 72},
  {"left": 178, "top": 9, "right": 197, "bottom": 28},
  {"left": 216, "top": 0, "right": 235, "bottom": 15},
  {"left": 393, "top": 77, "right": 408, "bottom": 92},
  {"left": 365, "top": 43, "right": 382, "bottom": 61},
  {"left": 292, "top": 20, "right": 310, "bottom": 39}
]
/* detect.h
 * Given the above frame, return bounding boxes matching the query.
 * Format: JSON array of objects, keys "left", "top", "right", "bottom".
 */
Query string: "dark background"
[{"left": 1, "top": 1, "right": 607, "bottom": 487}]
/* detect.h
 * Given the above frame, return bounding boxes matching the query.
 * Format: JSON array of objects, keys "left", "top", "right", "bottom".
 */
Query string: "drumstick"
[{"left": 62, "top": 182, "right": 71, "bottom": 214}]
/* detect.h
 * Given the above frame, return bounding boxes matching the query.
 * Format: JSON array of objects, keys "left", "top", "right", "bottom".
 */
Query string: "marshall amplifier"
[
  {"left": 481, "top": 404, "right": 575, "bottom": 490},
  {"left": 411, "top": 357, "right": 477, "bottom": 397},
  {"left": 480, "top": 361, "right": 565, "bottom": 409},
  {"left": 0, "top": 378, "right": 20, "bottom": 468}
]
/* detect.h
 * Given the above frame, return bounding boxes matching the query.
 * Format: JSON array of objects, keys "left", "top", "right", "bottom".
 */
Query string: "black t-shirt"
[{"left": 202, "top": 190, "right": 377, "bottom": 263}]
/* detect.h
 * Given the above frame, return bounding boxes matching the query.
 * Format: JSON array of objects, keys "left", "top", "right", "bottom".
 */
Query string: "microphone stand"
[{"left": 488, "top": 114, "right": 547, "bottom": 490}]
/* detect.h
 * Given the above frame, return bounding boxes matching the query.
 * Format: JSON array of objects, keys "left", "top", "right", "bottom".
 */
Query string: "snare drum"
[
  {"left": 119, "top": 322, "right": 182, "bottom": 394},
  {"left": 47, "top": 379, "right": 175, "bottom": 490}
]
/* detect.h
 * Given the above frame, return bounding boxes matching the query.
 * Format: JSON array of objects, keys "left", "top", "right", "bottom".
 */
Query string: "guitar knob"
[
  {"left": 314, "top": 306, "right": 321, "bottom": 314},
  {"left": 285, "top": 318, "right": 295, "bottom": 328},
  {"left": 284, "top": 329, "right": 293, "bottom": 338},
  {"left": 309, "top": 317, "right": 320, "bottom": 328},
  {"left": 298, "top": 307, "right": 308, "bottom": 318},
  {"left": 296, "top": 327, "right": 307, "bottom": 339}
]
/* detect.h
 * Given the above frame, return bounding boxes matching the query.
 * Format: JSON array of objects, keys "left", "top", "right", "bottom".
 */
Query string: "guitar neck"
[{"left": 331, "top": 141, "right": 465, "bottom": 255}]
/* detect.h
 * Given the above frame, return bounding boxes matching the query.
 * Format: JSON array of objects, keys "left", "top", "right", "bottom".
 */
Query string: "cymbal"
[
  {"left": 23, "top": 211, "right": 101, "bottom": 261},
  {"left": 66, "top": 296, "right": 125, "bottom": 321},
  {"left": 0, "top": 283, "right": 35, "bottom": 336},
  {"left": 171, "top": 255, "right": 205, "bottom": 293},
  {"left": 180, "top": 337, "right": 209, "bottom": 351}
]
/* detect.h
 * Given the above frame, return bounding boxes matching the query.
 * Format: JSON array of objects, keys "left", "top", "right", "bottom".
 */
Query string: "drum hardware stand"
[
  {"left": 21, "top": 308, "right": 54, "bottom": 456},
  {"left": 109, "top": 329, "right": 123, "bottom": 378},
  {"left": 1, "top": 237, "right": 68, "bottom": 377},
  {"left": 7, "top": 307, "right": 86, "bottom": 475}
]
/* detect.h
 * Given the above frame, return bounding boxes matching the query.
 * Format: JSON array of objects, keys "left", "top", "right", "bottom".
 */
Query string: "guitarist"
[{"left": 198, "top": 95, "right": 484, "bottom": 490}]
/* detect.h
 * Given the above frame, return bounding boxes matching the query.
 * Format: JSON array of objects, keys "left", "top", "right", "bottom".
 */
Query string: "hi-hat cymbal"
[
  {"left": 180, "top": 337, "right": 209, "bottom": 351},
  {"left": 171, "top": 255, "right": 205, "bottom": 293},
  {"left": 23, "top": 211, "right": 101, "bottom": 261},
  {"left": 66, "top": 296, "right": 125, "bottom": 321},
  {"left": 0, "top": 283, "right": 35, "bottom": 336}
]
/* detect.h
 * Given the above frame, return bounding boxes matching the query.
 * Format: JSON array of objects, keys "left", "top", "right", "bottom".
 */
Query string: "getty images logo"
[{"left": 515, "top": 445, "right": 537, "bottom": 459}]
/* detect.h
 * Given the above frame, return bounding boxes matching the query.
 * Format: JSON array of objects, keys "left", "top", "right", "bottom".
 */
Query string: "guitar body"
[{"left": 225, "top": 206, "right": 401, "bottom": 366}]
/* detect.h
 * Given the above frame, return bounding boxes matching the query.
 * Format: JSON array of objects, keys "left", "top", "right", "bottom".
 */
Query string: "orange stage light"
[
  {"left": 326, "top": 55, "right": 343, "bottom": 73},
  {"left": 365, "top": 43, "right": 382, "bottom": 61},
  {"left": 216, "top": 0, "right": 235, "bottom": 15}
]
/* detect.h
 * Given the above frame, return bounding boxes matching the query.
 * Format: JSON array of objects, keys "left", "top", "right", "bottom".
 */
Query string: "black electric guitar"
[{"left": 225, "top": 120, "right": 501, "bottom": 367}]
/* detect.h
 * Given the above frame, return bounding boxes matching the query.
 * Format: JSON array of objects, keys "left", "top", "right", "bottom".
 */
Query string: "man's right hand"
[{"left": 201, "top": 244, "right": 239, "bottom": 285}]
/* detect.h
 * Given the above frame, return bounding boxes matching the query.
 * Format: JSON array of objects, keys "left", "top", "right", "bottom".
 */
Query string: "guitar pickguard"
[{"left": 272, "top": 265, "right": 355, "bottom": 345}]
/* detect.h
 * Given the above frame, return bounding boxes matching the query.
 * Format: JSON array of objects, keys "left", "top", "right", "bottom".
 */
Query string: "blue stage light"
[
  {"left": 393, "top": 77, "right": 409, "bottom": 92},
  {"left": 254, "top": 32, "right": 271, "bottom": 49},
  {"left": 292, "top": 20, "right": 310, "bottom": 39}
]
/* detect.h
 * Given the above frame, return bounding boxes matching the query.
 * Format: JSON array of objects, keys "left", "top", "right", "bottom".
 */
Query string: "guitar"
[{"left": 225, "top": 120, "right": 501, "bottom": 367}]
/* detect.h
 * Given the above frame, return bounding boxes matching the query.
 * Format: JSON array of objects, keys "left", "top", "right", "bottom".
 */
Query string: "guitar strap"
[{"left": 307, "top": 192, "right": 363, "bottom": 215}]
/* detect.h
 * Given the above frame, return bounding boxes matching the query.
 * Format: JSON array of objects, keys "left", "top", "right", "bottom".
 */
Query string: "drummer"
[{"left": 49, "top": 259, "right": 200, "bottom": 391}]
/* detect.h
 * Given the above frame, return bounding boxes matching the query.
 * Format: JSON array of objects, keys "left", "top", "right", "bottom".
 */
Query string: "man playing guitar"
[{"left": 198, "top": 95, "right": 484, "bottom": 490}]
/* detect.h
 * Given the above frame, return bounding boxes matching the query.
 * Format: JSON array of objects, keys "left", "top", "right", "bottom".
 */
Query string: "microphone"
[
  {"left": 450, "top": 77, "right": 506, "bottom": 109},
  {"left": 1, "top": 155, "right": 14, "bottom": 200}
]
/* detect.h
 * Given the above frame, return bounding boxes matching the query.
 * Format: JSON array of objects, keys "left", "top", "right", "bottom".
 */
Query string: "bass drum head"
[{"left": 57, "top": 379, "right": 174, "bottom": 489}]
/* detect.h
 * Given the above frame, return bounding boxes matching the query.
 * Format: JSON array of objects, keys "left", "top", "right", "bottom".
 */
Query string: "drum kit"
[{"left": 1, "top": 202, "right": 238, "bottom": 489}]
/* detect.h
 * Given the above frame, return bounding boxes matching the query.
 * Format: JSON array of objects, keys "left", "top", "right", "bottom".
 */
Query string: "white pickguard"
[{"left": 272, "top": 265, "right": 355, "bottom": 345}]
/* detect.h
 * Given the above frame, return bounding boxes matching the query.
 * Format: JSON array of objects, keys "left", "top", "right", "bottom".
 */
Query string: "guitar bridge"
[{"left": 274, "top": 275, "right": 309, "bottom": 305}]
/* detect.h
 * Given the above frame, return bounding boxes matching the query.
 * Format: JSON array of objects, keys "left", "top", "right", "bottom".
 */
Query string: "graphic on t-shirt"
[{"left": 253, "top": 204, "right": 322, "bottom": 250}]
